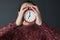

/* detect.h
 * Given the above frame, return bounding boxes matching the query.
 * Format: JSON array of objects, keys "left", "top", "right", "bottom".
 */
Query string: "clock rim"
[
  {"left": 24, "top": 10, "right": 36, "bottom": 23},
  {"left": 24, "top": 18, "right": 36, "bottom": 23}
]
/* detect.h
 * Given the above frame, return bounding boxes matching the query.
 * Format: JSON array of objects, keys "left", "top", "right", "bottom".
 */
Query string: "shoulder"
[{"left": 39, "top": 22, "right": 60, "bottom": 39}]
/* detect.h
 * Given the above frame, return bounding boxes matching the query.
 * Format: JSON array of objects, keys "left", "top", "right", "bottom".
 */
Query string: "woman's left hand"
[{"left": 31, "top": 6, "right": 42, "bottom": 25}]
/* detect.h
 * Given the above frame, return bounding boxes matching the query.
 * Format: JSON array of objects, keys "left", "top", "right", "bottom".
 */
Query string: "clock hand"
[
  {"left": 29, "top": 11, "right": 30, "bottom": 17},
  {"left": 28, "top": 11, "right": 30, "bottom": 19}
]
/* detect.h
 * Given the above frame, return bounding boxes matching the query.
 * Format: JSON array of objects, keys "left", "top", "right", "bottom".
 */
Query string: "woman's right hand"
[{"left": 16, "top": 4, "right": 28, "bottom": 26}]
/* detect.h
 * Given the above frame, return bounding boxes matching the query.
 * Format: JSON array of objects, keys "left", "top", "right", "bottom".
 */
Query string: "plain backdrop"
[{"left": 0, "top": 0, "right": 60, "bottom": 31}]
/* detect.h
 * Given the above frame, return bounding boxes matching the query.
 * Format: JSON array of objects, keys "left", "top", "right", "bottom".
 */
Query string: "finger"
[
  {"left": 31, "top": 6, "right": 40, "bottom": 17},
  {"left": 19, "top": 4, "right": 28, "bottom": 12},
  {"left": 20, "top": 4, "right": 27, "bottom": 10},
  {"left": 22, "top": 7, "right": 28, "bottom": 13},
  {"left": 33, "top": 6, "right": 40, "bottom": 13},
  {"left": 18, "top": 7, "right": 28, "bottom": 15},
  {"left": 22, "top": 7, "right": 27, "bottom": 10},
  {"left": 20, "top": 7, "right": 28, "bottom": 11}
]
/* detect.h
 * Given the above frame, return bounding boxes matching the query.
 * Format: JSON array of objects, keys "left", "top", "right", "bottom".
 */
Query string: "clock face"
[{"left": 24, "top": 10, "right": 36, "bottom": 23}]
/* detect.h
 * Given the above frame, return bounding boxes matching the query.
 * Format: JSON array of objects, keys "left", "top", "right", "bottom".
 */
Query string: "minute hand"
[{"left": 28, "top": 11, "right": 30, "bottom": 19}]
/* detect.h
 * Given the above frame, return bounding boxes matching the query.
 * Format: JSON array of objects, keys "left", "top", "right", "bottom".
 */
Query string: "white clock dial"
[{"left": 24, "top": 10, "right": 36, "bottom": 22}]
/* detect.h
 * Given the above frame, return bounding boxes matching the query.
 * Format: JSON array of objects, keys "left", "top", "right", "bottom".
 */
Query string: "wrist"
[
  {"left": 36, "top": 17, "right": 42, "bottom": 26},
  {"left": 16, "top": 16, "right": 22, "bottom": 26},
  {"left": 36, "top": 21, "right": 42, "bottom": 26}
]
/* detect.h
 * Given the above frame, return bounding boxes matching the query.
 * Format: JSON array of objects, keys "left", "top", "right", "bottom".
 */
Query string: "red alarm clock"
[{"left": 24, "top": 10, "right": 36, "bottom": 23}]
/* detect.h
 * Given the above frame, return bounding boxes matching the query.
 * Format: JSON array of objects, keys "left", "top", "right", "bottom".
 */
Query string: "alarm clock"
[{"left": 24, "top": 10, "right": 36, "bottom": 23}]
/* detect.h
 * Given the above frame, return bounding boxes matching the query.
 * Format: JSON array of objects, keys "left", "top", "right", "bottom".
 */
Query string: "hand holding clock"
[
  {"left": 16, "top": 4, "right": 28, "bottom": 26},
  {"left": 16, "top": 3, "right": 42, "bottom": 26},
  {"left": 31, "top": 6, "right": 42, "bottom": 25}
]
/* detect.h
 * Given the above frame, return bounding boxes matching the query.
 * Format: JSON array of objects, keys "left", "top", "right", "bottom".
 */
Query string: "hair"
[{"left": 18, "top": 0, "right": 37, "bottom": 11}]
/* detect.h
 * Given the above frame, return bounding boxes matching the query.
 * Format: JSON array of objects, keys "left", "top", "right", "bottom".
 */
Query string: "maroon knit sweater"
[{"left": 0, "top": 21, "right": 60, "bottom": 40}]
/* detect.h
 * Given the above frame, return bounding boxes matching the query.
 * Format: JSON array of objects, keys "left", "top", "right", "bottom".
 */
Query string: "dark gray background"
[{"left": 0, "top": 0, "right": 60, "bottom": 31}]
